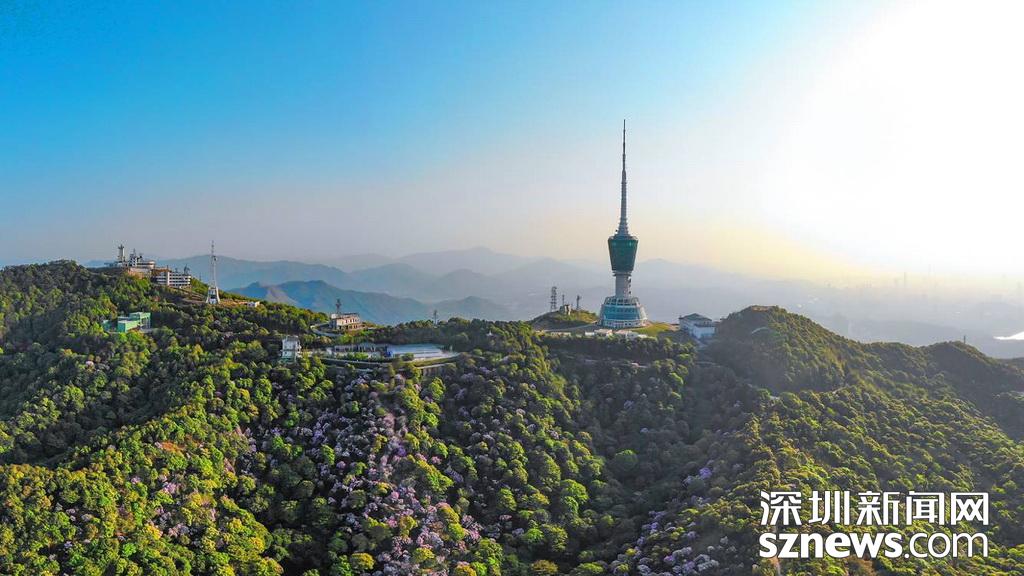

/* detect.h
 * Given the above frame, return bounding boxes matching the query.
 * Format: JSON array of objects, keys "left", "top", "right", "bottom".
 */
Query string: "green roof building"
[{"left": 103, "top": 311, "right": 152, "bottom": 333}]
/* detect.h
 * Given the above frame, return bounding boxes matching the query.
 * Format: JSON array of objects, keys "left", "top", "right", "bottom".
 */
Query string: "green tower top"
[{"left": 608, "top": 120, "right": 638, "bottom": 275}]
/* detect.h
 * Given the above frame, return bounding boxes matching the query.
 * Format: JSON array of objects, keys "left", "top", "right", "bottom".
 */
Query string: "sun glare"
[{"left": 764, "top": 0, "right": 1024, "bottom": 277}]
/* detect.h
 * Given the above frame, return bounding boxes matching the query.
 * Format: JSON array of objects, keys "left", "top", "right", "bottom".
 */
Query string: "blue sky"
[
  {"left": 5, "top": 1, "right": 1021, "bottom": 284},
  {"left": 0, "top": 2, "right": 814, "bottom": 258}
]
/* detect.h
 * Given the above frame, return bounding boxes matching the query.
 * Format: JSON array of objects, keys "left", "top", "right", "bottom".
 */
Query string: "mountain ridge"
[
  {"left": 0, "top": 262, "right": 1020, "bottom": 574},
  {"left": 79, "top": 250, "right": 1024, "bottom": 358}
]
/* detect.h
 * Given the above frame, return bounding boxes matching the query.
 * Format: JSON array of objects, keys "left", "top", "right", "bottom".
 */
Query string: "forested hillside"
[{"left": 0, "top": 264, "right": 1021, "bottom": 575}]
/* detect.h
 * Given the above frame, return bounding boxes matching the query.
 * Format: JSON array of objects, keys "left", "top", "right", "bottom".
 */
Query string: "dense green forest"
[{"left": 0, "top": 263, "right": 1021, "bottom": 575}]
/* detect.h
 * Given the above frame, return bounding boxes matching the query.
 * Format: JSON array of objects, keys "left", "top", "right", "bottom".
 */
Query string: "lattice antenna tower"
[{"left": 205, "top": 241, "right": 221, "bottom": 305}]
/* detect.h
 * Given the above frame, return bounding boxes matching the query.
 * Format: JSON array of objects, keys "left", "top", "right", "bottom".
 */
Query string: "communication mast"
[
  {"left": 432, "top": 309, "right": 439, "bottom": 324},
  {"left": 550, "top": 286, "right": 558, "bottom": 312},
  {"left": 335, "top": 298, "right": 342, "bottom": 317},
  {"left": 205, "top": 241, "right": 221, "bottom": 305},
  {"left": 576, "top": 295, "right": 581, "bottom": 311}
]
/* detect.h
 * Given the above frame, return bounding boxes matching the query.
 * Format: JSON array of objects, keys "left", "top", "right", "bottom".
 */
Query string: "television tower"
[
  {"left": 205, "top": 241, "right": 221, "bottom": 305},
  {"left": 550, "top": 286, "right": 558, "bottom": 312},
  {"left": 598, "top": 120, "right": 648, "bottom": 328}
]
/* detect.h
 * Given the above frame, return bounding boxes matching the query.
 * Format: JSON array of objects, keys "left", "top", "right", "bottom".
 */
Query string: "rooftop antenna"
[
  {"left": 205, "top": 241, "right": 221, "bottom": 305},
  {"left": 550, "top": 286, "right": 558, "bottom": 312}
]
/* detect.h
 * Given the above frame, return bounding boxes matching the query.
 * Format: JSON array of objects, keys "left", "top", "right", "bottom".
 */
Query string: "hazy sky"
[{"left": 3, "top": 1, "right": 1023, "bottom": 282}]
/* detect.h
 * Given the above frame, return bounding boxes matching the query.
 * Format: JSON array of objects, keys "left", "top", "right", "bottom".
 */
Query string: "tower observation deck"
[{"left": 599, "top": 121, "right": 649, "bottom": 328}]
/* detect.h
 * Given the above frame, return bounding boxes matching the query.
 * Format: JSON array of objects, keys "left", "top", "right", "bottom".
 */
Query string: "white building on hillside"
[
  {"left": 679, "top": 313, "right": 718, "bottom": 342},
  {"left": 281, "top": 336, "right": 302, "bottom": 362},
  {"left": 330, "top": 312, "right": 363, "bottom": 331},
  {"left": 151, "top": 267, "right": 192, "bottom": 289}
]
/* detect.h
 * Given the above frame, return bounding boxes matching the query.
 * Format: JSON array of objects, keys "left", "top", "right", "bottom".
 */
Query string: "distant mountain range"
[
  {"left": 328, "top": 246, "right": 536, "bottom": 275},
  {"left": 234, "top": 280, "right": 513, "bottom": 325},
  {"left": 159, "top": 249, "right": 610, "bottom": 316}
]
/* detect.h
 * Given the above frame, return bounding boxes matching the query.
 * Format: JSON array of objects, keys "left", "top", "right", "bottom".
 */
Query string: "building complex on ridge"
[{"left": 103, "top": 244, "right": 193, "bottom": 289}]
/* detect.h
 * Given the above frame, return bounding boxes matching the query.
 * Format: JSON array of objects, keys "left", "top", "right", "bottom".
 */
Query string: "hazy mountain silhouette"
[{"left": 234, "top": 280, "right": 512, "bottom": 325}]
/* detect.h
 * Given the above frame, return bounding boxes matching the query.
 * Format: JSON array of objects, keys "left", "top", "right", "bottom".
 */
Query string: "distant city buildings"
[
  {"left": 103, "top": 311, "right": 152, "bottom": 333},
  {"left": 679, "top": 313, "right": 718, "bottom": 342},
  {"left": 599, "top": 121, "right": 649, "bottom": 329}
]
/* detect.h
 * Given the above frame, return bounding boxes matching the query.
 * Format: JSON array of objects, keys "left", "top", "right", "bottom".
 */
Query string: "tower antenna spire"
[{"left": 618, "top": 119, "right": 629, "bottom": 235}]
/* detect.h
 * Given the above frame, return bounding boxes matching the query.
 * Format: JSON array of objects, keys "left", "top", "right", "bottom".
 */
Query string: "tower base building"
[{"left": 599, "top": 295, "right": 648, "bottom": 329}]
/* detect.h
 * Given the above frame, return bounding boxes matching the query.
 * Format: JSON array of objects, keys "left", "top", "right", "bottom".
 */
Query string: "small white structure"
[
  {"left": 330, "top": 312, "right": 363, "bottom": 331},
  {"left": 281, "top": 336, "right": 302, "bottom": 362},
  {"left": 679, "top": 313, "right": 718, "bottom": 342},
  {"left": 243, "top": 301, "right": 261, "bottom": 308}
]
